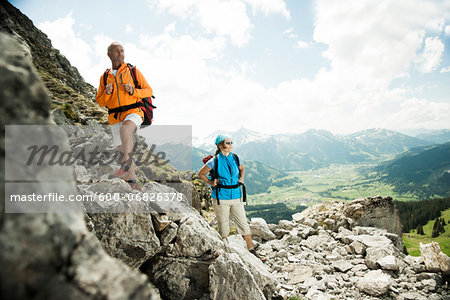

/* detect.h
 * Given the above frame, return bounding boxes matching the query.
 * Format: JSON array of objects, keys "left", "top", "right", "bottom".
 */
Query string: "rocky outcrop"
[
  {"left": 0, "top": 32, "right": 160, "bottom": 299},
  {"left": 209, "top": 253, "right": 266, "bottom": 300},
  {"left": 421, "top": 242, "right": 450, "bottom": 274},
  {"left": 253, "top": 198, "right": 449, "bottom": 300},
  {"left": 0, "top": 0, "right": 94, "bottom": 97},
  {"left": 144, "top": 213, "right": 276, "bottom": 300},
  {"left": 250, "top": 217, "right": 277, "bottom": 242},
  {"left": 344, "top": 196, "right": 403, "bottom": 236},
  {"left": 0, "top": 0, "right": 107, "bottom": 125},
  {"left": 298, "top": 196, "right": 403, "bottom": 236}
]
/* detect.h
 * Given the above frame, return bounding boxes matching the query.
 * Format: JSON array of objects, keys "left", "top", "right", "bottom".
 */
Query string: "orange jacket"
[{"left": 96, "top": 62, "right": 153, "bottom": 125}]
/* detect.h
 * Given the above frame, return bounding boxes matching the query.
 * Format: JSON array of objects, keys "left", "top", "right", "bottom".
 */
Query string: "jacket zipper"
[{"left": 114, "top": 73, "right": 121, "bottom": 120}]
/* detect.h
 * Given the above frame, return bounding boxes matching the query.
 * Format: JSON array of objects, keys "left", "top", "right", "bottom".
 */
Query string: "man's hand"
[
  {"left": 105, "top": 83, "right": 113, "bottom": 95},
  {"left": 123, "top": 83, "right": 134, "bottom": 95},
  {"left": 210, "top": 179, "right": 219, "bottom": 187}
]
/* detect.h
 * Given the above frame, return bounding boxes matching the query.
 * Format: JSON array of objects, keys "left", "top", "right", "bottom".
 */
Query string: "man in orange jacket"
[{"left": 96, "top": 42, "right": 153, "bottom": 190}]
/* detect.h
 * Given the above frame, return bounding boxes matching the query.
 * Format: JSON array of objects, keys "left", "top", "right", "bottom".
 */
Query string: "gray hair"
[{"left": 107, "top": 42, "right": 123, "bottom": 54}]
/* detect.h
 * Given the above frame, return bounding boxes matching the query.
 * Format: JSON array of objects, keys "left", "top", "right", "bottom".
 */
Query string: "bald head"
[
  {"left": 107, "top": 42, "right": 123, "bottom": 54},
  {"left": 107, "top": 42, "right": 125, "bottom": 69}
]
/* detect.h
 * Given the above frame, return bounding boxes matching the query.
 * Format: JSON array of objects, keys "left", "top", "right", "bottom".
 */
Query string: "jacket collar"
[{"left": 110, "top": 62, "right": 127, "bottom": 72}]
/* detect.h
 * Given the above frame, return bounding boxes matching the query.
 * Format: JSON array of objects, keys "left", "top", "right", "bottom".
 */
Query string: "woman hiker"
[{"left": 198, "top": 134, "right": 259, "bottom": 256}]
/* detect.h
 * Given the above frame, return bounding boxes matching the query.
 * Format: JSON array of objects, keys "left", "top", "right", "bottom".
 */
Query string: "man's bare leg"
[{"left": 118, "top": 120, "right": 137, "bottom": 181}]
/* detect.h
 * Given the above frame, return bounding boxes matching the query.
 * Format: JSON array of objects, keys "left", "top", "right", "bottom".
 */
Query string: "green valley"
[
  {"left": 402, "top": 208, "right": 450, "bottom": 256},
  {"left": 247, "top": 163, "right": 418, "bottom": 206}
]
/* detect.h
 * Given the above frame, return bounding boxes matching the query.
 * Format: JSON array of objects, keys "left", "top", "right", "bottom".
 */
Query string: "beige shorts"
[
  {"left": 110, "top": 113, "right": 143, "bottom": 147},
  {"left": 212, "top": 198, "right": 251, "bottom": 237}
]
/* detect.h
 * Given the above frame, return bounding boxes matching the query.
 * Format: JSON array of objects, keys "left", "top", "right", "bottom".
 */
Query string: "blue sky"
[{"left": 10, "top": 0, "right": 450, "bottom": 137}]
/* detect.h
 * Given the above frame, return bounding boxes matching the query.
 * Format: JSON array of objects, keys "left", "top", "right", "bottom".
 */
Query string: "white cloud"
[
  {"left": 392, "top": 98, "right": 450, "bottom": 130},
  {"left": 284, "top": 27, "right": 293, "bottom": 34},
  {"left": 313, "top": 0, "right": 447, "bottom": 88},
  {"left": 150, "top": 0, "right": 291, "bottom": 46},
  {"left": 294, "top": 41, "right": 310, "bottom": 49},
  {"left": 80, "top": 23, "right": 92, "bottom": 30},
  {"left": 416, "top": 37, "right": 444, "bottom": 73},
  {"left": 445, "top": 25, "right": 450, "bottom": 36},
  {"left": 150, "top": 0, "right": 252, "bottom": 46},
  {"left": 440, "top": 66, "right": 450, "bottom": 73},
  {"left": 243, "top": 0, "right": 290, "bottom": 19},
  {"left": 125, "top": 24, "right": 134, "bottom": 33},
  {"left": 283, "top": 27, "right": 298, "bottom": 39}
]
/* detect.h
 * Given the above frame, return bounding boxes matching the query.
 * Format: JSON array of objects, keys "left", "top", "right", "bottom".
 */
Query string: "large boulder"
[
  {"left": 250, "top": 217, "right": 277, "bottom": 241},
  {"left": 209, "top": 253, "right": 266, "bottom": 300},
  {"left": 356, "top": 270, "right": 392, "bottom": 296},
  {"left": 420, "top": 242, "right": 450, "bottom": 274},
  {"left": 344, "top": 196, "right": 403, "bottom": 236},
  {"left": 298, "top": 196, "right": 403, "bottom": 236},
  {"left": 172, "top": 214, "right": 225, "bottom": 258},
  {"left": 151, "top": 257, "right": 210, "bottom": 300},
  {"left": 86, "top": 213, "right": 161, "bottom": 268}
]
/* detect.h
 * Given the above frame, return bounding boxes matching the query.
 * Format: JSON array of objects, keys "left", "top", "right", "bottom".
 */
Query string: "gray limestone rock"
[
  {"left": 344, "top": 196, "right": 403, "bottom": 236},
  {"left": 279, "top": 219, "right": 295, "bottom": 231},
  {"left": 404, "top": 255, "right": 427, "bottom": 273},
  {"left": 349, "top": 240, "right": 366, "bottom": 255},
  {"left": 356, "top": 270, "right": 391, "bottom": 296},
  {"left": 292, "top": 212, "right": 305, "bottom": 223},
  {"left": 377, "top": 255, "right": 399, "bottom": 271},
  {"left": 151, "top": 256, "right": 210, "bottom": 300},
  {"left": 420, "top": 242, "right": 450, "bottom": 274},
  {"left": 331, "top": 260, "right": 354, "bottom": 273},
  {"left": 173, "top": 214, "right": 224, "bottom": 257},
  {"left": 225, "top": 235, "right": 276, "bottom": 298},
  {"left": 160, "top": 221, "right": 179, "bottom": 246},
  {"left": 250, "top": 217, "right": 277, "bottom": 241},
  {"left": 209, "top": 253, "right": 266, "bottom": 300},
  {"left": 87, "top": 213, "right": 161, "bottom": 268}
]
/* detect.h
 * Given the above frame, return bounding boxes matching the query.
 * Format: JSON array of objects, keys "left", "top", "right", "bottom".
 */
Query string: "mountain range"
[
  {"left": 374, "top": 142, "right": 450, "bottom": 198},
  {"left": 190, "top": 127, "right": 450, "bottom": 195},
  {"left": 193, "top": 127, "right": 444, "bottom": 172}
]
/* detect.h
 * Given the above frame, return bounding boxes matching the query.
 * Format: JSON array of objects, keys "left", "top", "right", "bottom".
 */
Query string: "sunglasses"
[{"left": 224, "top": 141, "right": 233, "bottom": 145}]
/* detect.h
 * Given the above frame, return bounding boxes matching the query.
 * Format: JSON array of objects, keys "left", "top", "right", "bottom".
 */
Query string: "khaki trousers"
[{"left": 212, "top": 198, "right": 251, "bottom": 237}]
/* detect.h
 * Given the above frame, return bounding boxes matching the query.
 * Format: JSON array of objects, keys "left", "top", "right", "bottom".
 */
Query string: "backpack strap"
[
  {"left": 213, "top": 154, "right": 220, "bottom": 204},
  {"left": 103, "top": 69, "right": 110, "bottom": 86},
  {"left": 232, "top": 153, "right": 240, "bottom": 166},
  {"left": 126, "top": 63, "right": 155, "bottom": 100},
  {"left": 127, "top": 63, "right": 140, "bottom": 88},
  {"left": 231, "top": 153, "right": 246, "bottom": 204}
]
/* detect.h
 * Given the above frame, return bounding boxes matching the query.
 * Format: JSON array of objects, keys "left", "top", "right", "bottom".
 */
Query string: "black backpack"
[{"left": 103, "top": 63, "right": 156, "bottom": 128}]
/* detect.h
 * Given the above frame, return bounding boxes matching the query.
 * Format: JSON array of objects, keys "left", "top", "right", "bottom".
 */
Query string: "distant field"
[
  {"left": 402, "top": 208, "right": 450, "bottom": 256},
  {"left": 247, "top": 163, "right": 418, "bottom": 207}
]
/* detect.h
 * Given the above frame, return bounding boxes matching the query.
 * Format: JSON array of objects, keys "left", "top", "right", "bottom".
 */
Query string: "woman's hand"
[
  {"left": 238, "top": 177, "right": 244, "bottom": 184},
  {"left": 210, "top": 179, "right": 219, "bottom": 187}
]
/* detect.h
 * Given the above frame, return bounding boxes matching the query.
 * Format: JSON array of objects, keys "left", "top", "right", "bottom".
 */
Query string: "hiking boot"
[
  {"left": 249, "top": 248, "right": 267, "bottom": 262},
  {"left": 113, "top": 167, "right": 128, "bottom": 178},
  {"left": 109, "top": 162, "right": 131, "bottom": 179}
]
